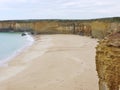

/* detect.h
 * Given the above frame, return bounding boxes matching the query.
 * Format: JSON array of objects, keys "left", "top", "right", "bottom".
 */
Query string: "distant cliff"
[{"left": 0, "top": 17, "right": 120, "bottom": 39}]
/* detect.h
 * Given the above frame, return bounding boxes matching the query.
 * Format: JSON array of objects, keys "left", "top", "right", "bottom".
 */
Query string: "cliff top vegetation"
[{"left": 0, "top": 17, "right": 120, "bottom": 23}]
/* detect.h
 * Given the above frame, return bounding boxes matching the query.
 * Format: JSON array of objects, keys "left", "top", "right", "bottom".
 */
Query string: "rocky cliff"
[
  {"left": 96, "top": 32, "right": 120, "bottom": 90},
  {"left": 0, "top": 17, "right": 120, "bottom": 39}
]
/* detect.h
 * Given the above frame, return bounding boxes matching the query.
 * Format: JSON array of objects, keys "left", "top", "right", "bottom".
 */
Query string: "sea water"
[{"left": 0, "top": 32, "right": 34, "bottom": 66}]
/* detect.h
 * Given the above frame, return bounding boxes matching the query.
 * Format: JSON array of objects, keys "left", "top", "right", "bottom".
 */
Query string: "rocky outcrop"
[
  {"left": 57, "top": 22, "right": 92, "bottom": 35},
  {"left": 96, "top": 32, "right": 120, "bottom": 90},
  {"left": 108, "top": 23, "right": 120, "bottom": 34},
  {"left": 91, "top": 21, "right": 110, "bottom": 39}
]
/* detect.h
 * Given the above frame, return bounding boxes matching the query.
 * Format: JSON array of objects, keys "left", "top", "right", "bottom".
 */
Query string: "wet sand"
[{"left": 0, "top": 34, "right": 99, "bottom": 90}]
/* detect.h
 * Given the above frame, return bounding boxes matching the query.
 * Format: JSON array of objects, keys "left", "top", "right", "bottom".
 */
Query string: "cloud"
[
  {"left": 62, "top": 2, "right": 79, "bottom": 6},
  {"left": 0, "top": 0, "right": 28, "bottom": 3},
  {"left": 0, "top": 0, "right": 120, "bottom": 20}
]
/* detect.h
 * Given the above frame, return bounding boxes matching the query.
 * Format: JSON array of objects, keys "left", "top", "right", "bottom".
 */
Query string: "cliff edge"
[{"left": 96, "top": 32, "right": 120, "bottom": 90}]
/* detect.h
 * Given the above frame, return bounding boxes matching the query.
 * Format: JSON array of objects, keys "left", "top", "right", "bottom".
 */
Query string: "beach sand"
[{"left": 0, "top": 34, "right": 99, "bottom": 90}]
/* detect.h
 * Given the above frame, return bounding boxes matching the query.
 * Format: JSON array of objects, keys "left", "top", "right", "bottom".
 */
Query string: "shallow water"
[{"left": 0, "top": 32, "right": 33, "bottom": 65}]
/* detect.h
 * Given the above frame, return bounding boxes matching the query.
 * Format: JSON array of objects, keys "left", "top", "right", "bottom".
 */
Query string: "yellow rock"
[{"left": 96, "top": 32, "right": 120, "bottom": 90}]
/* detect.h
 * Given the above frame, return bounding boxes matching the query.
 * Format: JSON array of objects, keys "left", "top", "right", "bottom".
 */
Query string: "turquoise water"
[{"left": 0, "top": 32, "right": 32, "bottom": 63}]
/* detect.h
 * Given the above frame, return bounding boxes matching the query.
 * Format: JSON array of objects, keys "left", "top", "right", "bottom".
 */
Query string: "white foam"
[{"left": 25, "top": 33, "right": 34, "bottom": 42}]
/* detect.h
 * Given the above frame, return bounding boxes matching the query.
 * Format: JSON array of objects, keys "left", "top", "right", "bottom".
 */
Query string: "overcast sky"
[{"left": 0, "top": 0, "right": 120, "bottom": 20}]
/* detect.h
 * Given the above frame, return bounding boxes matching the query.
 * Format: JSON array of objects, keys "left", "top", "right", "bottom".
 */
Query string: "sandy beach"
[{"left": 0, "top": 34, "right": 99, "bottom": 90}]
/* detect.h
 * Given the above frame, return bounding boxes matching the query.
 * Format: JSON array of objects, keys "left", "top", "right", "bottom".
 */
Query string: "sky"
[{"left": 0, "top": 0, "right": 120, "bottom": 20}]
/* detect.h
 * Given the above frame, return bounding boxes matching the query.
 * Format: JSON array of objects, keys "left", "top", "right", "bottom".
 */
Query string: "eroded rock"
[{"left": 96, "top": 32, "right": 120, "bottom": 90}]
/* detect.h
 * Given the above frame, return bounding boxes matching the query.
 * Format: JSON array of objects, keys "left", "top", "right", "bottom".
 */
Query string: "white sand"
[{"left": 0, "top": 34, "right": 99, "bottom": 90}]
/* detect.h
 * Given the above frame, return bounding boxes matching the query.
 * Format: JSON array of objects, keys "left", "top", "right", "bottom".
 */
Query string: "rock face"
[
  {"left": 0, "top": 21, "right": 92, "bottom": 36},
  {"left": 96, "top": 32, "right": 120, "bottom": 90},
  {"left": 0, "top": 19, "right": 120, "bottom": 39}
]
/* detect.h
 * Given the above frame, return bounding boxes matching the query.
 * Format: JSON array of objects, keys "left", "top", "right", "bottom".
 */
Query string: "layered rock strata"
[
  {"left": 0, "top": 20, "right": 120, "bottom": 39},
  {"left": 96, "top": 32, "right": 120, "bottom": 90}
]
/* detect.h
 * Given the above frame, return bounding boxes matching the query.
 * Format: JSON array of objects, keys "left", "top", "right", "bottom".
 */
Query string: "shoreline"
[
  {"left": 0, "top": 34, "right": 99, "bottom": 90},
  {"left": 0, "top": 35, "right": 53, "bottom": 82},
  {"left": 0, "top": 33, "right": 34, "bottom": 67}
]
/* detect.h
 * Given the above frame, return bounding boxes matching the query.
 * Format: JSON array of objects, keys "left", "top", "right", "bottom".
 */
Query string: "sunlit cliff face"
[{"left": 0, "top": 20, "right": 120, "bottom": 38}]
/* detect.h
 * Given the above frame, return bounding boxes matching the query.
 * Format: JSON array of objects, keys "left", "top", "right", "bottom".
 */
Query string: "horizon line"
[{"left": 0, "top": 16, "right": 120, "bottom": 21}]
